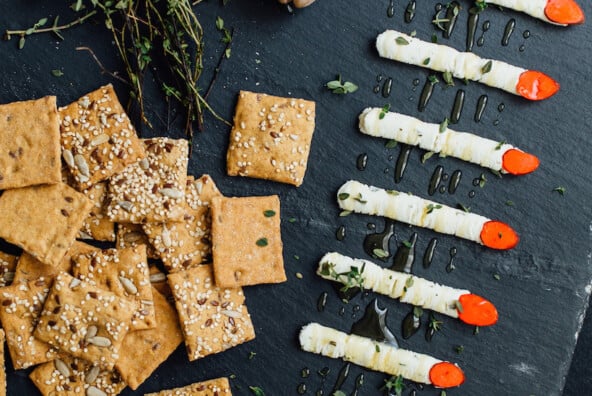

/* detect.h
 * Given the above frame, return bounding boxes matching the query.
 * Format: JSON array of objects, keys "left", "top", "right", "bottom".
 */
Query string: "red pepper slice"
[
  {"left": 480, "top": 220, "right": 519, "bottom": 250},
  {"left": 516, "top": 70, "right": 560, "bottom": 101},
  {"left": 457, "top": 293, "right": 499, "bottom": 326},
  {"left": 429, "top": 362, "right": 465, "bottom": 388},
  {"left": 501, "top": 149, "right": 540, "bottom": 175},
  {"left": 545, "top": 0, "right": 585, "bottom": 25}
]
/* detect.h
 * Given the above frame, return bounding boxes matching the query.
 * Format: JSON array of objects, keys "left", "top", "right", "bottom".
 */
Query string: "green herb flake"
[
  {"left": 413, "top": 306, "right": 423, "bottom": 318},
  {"left": 553, "top": 186, "right": 566, "bottom": 195},
  {"left": 229, "top": 373, "right": 237, "bottom": 379},
  {"left": 288, "top": 217, "right": 296, "bottom": 223},
  {"left": 326, "top": 74, "right": 358, "bottom": 94},
  {"left": 215, "top": 16, "right": 224, "bottom": 31},
  {"left": 256, "top": 238, "right": 268, "bottom": 247},
  {"left": 426, "top": 203, "right": 442, "bottom": 214},
  {"left": 405, "top": 277, "right": 414, "bottom": 289},
  {"left": 431, "top": 33, "right": 438, "bottom": 43},
  {"left": 481, "top": 60, "right": 493, "bottom": 74},
  {"left": 495, "top": 140, "right": 506, "bottom": 150},
  {"left": 493, "top": 273, "right": 501, "bottom": 280},
  {"left": 382, "top": 375, "right": 405, "bottom": 394},
  {"left": 474, "top": 326, "right": 480, "bottom": 335},
  {"left": 428, "top": 74, "right": 439, "bottom": 85},
  {"left": 373, "top": 248, "right": 389, "bottom": 258},
  {"left": 441, "top": 391, "right": 447, "bottom": 396},
  {"left": 339, "top": 210, "right": 352, "bottom": 217},
  {"left": 455, "top": 345, "right": 464, "bottom": 354},
  {"left": 263, "top": 210, "right": 276, "bottom": 217},
  {"left": 457, "top": 203, "right": 471, "bottom": 213},
  {"left": 395, "top": 36, "right": 409, "bottom": 45},
  {"left": 402, "top": 240, "right": 412, "bottom": 248},
  {"left": 429, "top": 313, "right": 443, "bottom": 331},
  {"left": 479, "top": 173, "right": 487, "bottom": 188},
  {"left": 375, "top": 344, "right": 381, "bottom": 353},
  {"left": 51, "top": 69, "right": 64, "bottom": 77},
  {"left": 379, "top": 103, "right": 391, "bottom": 119},
  {"left": 248, "top": 351, "right": 257, "bottom": 359},
  {"left": 505, "top": 200, "right": 514, "bottom": 206},
  {"left": 294, "top": 255, "right": 300, "bottom": 260},
  {"left": 421, "top": 151, "right": 435, "bottom": 163},
  {"left": 385, "top": 139, "right": 398, "bottom": 149},
  {"left": 422, "top": 57, "right": 430, "bottom": 65},
  {"left": 386, "top": 190, "right": 399, "bottom": 196},
  {"left": 353, "top": 193, "right": 367, "bottom": 204},
  {"left": 249, "top": 386, "right": 265, "bottom": 396},
  {"left": 443, "top": 71, "right": 454, "bottom": 86},
  {"left": 439, "top": 117, "right": 449, "bottom": 133},
  {"left": 338, "top": 193, "right": 350, "bottom": 200}
]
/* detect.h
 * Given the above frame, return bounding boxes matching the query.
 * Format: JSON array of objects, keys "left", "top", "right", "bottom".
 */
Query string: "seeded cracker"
[
  {"left": 71, "top": 245, "right": 155, "bottom": 330},
  {"left": 107, "top": 138, "right": 189, "bottom": 223},
  {"left": 0, "top": 183, "right": 93, "bottom": 267},
  {"left": 30, "top": 356, "right": 126, "bottom": 396},
  {"left": 116, "top": 223, "right": 159, "bottom": 259},
  {"left": 0, "top": 278, "right": 59, "bottom": 369},
  {"left": 167, "top": 265, "right": 255, "bottom": 362},
  {"left": 79, "top": 182, "right": 116, "bottom": 241},
  {"left": 226, "top": 90, "right": 316, "bottom": 187},
  {"left": 211, "top": 195, "right": 286, "bottom": 288},
  {"left": 59, "top": 84, "right": 146, "bottom": 190},
  {"left": 143, "top": 174, "right": 222, "bottom": 273},
  {"left": 34, "top": 272, "right": 138, "bottom": 370},
  {"left": 145, "top": 377, "right": 232, "bottom": 396},
  {"left": 0, "top": 329, "right": 4, "bottom": 396},
  {"left": 0, "top": 252, "right": 17, "bottom": 288},
  {"left": 149, "top": 265, "right": 172, "bottom": 299},
  {"left": 0, "top": 96, "right": 61, "bottom": 189},
  {"left": 115, "top": 288, "right": 183, "bottom": 390}
]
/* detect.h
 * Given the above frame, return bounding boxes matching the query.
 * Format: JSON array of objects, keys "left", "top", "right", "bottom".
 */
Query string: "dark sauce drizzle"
[
  {"left": 418, "top": 77, "right": 436, "bottom": 112},
  {"left": 423, "top": 238, "right": 438, "bottom": 268},
  {"left": 466, "top": 10, "right": 479, "bottom": 51},
  {"left": 477, "top": 20, "right": 490, "bottom": 47},
  {"left": 443, "top": 1, "right": 461, "bottom": 38},
  {"left": 351, "top": 299, "right": 399, "bottom": 347},
  {"left": 446, "top": 247, "right": 457, "bottom": 272},
  {"left": 391, "top": 233, "right": 417, "bottom": 273},
  {"left": 336, "top": 225, "right": 346, "bottom": 241},
  {"left": 356, "top": 153, "right": 368, "bottom": 171},
  {"left": 387, "top": 0, "right": 395, "bottom": 17},
  {"left": 448, "top": 170, "right": 462, "bottom": 194},
  {"left": 382, "top": 77, "right": 393, "bottom": 98},
  {"left": 502, "top": 18, "right": 516, "bottom": 46},
  {"left": 428, "top": 165, "right": 444, "bottom": 196},
  {"left": 331, "top": 363, "right": 350, "bottom": 394},
  {"left": 450, "top": 89, "right": 465, "bottom": 124},
  {"left": 405, "top": 0, "right": 416, "bottom": 23},
  {"left": 474, "top": 94, "right": 488, "bottom": 122},
  {"left": 395, "top": 145, "right": 412, "bottom": 183},
  {"left": 317, "top": 292, "right": 328, "bottom": 312},
  {"left": 402, "top": 307, "right": 422, "bottom": 339},
  {"left": 363, "top": 219, "right": 395, "bottom": 261}
]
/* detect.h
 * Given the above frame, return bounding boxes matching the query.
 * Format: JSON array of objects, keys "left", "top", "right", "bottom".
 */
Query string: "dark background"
[{"left": 0, "top": 1, "right": 591, "bottom": 395}]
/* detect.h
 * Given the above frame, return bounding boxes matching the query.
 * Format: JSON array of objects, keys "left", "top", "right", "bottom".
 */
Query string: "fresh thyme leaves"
[
  {"left": 457, "top": 203, "right": 471, "bottom": 212},
  {"left": 51, "top": 69, "right": 64, "bottom": 77},
  {"left": 405, "top": 277, "right": 414, "bottom": 289},
  {"left": 248, "top": 351, "right": 257, "bottom": 359},
  {"left": 426, "top": 203, "right": 443, "bottom": 214},
  {"left": 505, "top": 200, "right": 514, "bottom": 206},
  {"left": 249, "top": 386, "right": 265, "bottom": 396},
  {"left": 493, "top": 273, "right": 501, "bottom": 280},
  {"left": 338, "top": 193, "right": 350, "bottom": 200},
  {"left": 443, "top": 71, "right": 454, "bottom": 86},
  {"left": 474, "top": 0, "right": 488, "bottom": 12},
  {"left": 385, "top": 140, "right": 398, "bottom": 149},
  {"left": 395, "top": 36, "right": 409, "bottom": 45},
  {"left": 439, "top": 117, "right": 449, "bottom": 133},
  {"left": 382, "top": 375, "right": 405, "bottom": 396},
  {"left": 326, "top": 74, "right": 358, "bottom": 94},
  {"left": 402, "top": 240, "right": 412, "bottom": 248},
  {"left": 379, "top": 103, "right": 391, "bottom": 119},
  {"left": 373, "top": 248, "right": 389, "bottom": 258},
  {"left": 321, "top": 262, "right": 366, "bottom": 292},
  {"left": 339, "top": 210, "right": 352, "bottom": 217},
  {"left": 421, "top": 151, "right": 435, "bottom": 163},
  {"left": 263, "top": 210, "right": 276, "bottom": 217},
  {"left": 428, "top": 74, "right": 439, "bottom": 85},
  {"left": 455, "top": 345, "right": 464, "bottom": 354},
  {"left": 553, "top": 186, "right": 566, "bottom": 195},
  {"left": 481, "top": 60, "right": 493, "bottom": 74},
  {"left": 429, "top": 313, "right": 443, "bottom": 331},
  {"left": 423, "top": 57, "right": 430, "bottom": 65},
  {"left": 478, "top": 173, "right": 487, "bottom": 188},
  {"left": 256, "top": 237, "right": 268, "bottom": 247},
  {"left": 413, "top": 306, "right": 423, "bottom": 318},
  {"left": 215, "top": 16, "right": 233, "bottom": 58},
  {"left": 495, "top": 140, "right": 506, "bottom": 150}
]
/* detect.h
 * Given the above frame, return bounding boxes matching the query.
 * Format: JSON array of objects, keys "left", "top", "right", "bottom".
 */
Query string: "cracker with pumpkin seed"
[
  {"left": 78, "top": 182, "right": 116, "bottom": 241},
  {"left": 115, "top": 288, "right": 183, "bottom": 390},
  {"left": 167, "top": 265, "right": 255, "bottom": 362},
  {"left": 29, "top": 356, "right": 127, "bottom": 396},
  {"left": 116, "top": 223, "right": 159, "bottom": 259},
  {"left": 71, "top": 246, "right": 155, "bottom": 330},
  {"left": 59, "top": 84, "right": 146, "bottom": 190},
  {"left": 34, "top": 272, "right": 138, "bottom": 371},
  {"left": 0, "top": 252, "right": 17, "bottom": 288},
  {"left": 0, "top": 183, "right": 93, "bottom": 267},
  {"left": 0, "top": 278, "right": 59, "bottom": 369},
  {"left": 107, "top": 138, "right": 189, "bottom": 224},
  {"left": 0, "top": 96, "right": 61, "bottom": 190},
  {"left": 145, "top": 376, "right": 232, "bottom": 396},
  {"left": 143, "top": 174, "right": 222, "bottom": 273},
  {"left": 211, "top": 195, "right": 286, "bottom": 288}
]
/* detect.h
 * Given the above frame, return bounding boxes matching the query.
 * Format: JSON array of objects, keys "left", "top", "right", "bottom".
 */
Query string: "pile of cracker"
[{"left": 0, "top": 85, "right": 315, "bottom": 395}]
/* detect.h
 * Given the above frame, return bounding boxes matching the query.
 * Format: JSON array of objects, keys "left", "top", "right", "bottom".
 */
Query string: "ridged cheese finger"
[
  {"left": 485, "top": 0, "right": 584, "bottom": 25},
  {"left": 359, "top": 107, "right": 540, "bottom": 175}
]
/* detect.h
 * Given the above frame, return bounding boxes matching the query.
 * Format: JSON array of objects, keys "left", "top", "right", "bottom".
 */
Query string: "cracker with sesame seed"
[
  {"left": 0, "top": 252, "right": 17, "bottom": 288},
  {"left": 78, "top": 182, "right": 116, "bottom": 241},
  {"left": 71, "top": 245, "right": 155, "bottom": 330},
  {"left": 115, "top": 288, "right": 183, "bottom": 390},
  {"left": 226, "top": 90, "right": 315, "bottom": 187},
  {"left": 148, "top": 265, "right": 173, "bottom": 299},
  {"left": 30, "top": 356, "right": 127, "bottom": 396},
  {"left": 59, "top": 84, "right": 146, "bottom": 190},
  {"left": 0, "top": 96, "right": 61, "bottom": 189},
  {"left": 145, "top": 377, "right": 232, "bottom": 396},
  {"left": 167, "top": 265, "right": 255, "bottom": 362},
  {"left": 211, "top": 195, "right": 286, "bottom": 288},
  {"left": 0, "top": 278, "right": 59, "bottom": 369},
  {"left": 0, "top": 183, "right": 93, "bottom": 267},
  {"left": 143, "top": 174, "right": 222, "bottom": 273},
  {"left": 34, "top": 272, "right": 138, "bottom": 371},
  {"left": 116, "top": 223, "right": 159, "bottom": 259},
  {"left": 107, "top": 137, "right": 189, "bottom": 224}
]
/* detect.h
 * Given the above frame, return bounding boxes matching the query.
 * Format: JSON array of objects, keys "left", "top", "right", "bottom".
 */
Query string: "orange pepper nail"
[
  {"left": 457, "top": 293, "right": 499, "bottom": 326},
  {"left": 516, "top": 70, "right": 560, "bottom": 100},
  {"left": 480, "top": 220, "right": 519, "bottom": 250},
  {"left": 502, "top": 149, "right": 540, "bottom": 175},
  {"left": 545, "top": 0, "right": 585, "bottom": 24},
  {"left": 429, "top": 362, "right": 465, "bottom": 388}
]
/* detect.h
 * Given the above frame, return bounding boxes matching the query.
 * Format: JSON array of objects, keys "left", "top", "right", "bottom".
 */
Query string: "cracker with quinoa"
[
  {"left": 0, "top": 278, "right": 59, "bottom": 369},
  {"left": 145, "top": 377, "right": 232, "bottom": 396},
  {"left": 78, "top": 182, "right": 116, "bottom": 241},
  {"left": 59, "top": 84, "right": 145, "bottom": 190},
  {"left": 71, "top": 245, "right": 155, "bottom": 330},
  {"left": 0, "top": 96, "right": 61, "bottom": 189},
  {"left": 116, "top": 223, "right": 159, "bottom": 259},
  {"left": 226, "top": 90, "right": 316, "bottom": 187},
  {"left": 30, "top": 356, "right": 126, "bottom": 396},
  {"left": 143, "top": 174, "right": 222, "bottom": 273},
  {"left": 115, "top": 288, "right": 183, "bottom": 390},
  {"left": 167, "top": 265, "right": 255, "bottom": 362},
  {"left": 14, "top": 241, "right": 99, "bottom": 285},
  {"left": 211, "top": 195, "right": 286, "bottom": 288},
  {"left": 0, "top": 183, "right": 93, "bottom": 267},
  {"left": 34, "top": 272, "right": 138, "bottom": 371},
  {"left": 0, "top": 252, "right": 17, "bottom": 288}
]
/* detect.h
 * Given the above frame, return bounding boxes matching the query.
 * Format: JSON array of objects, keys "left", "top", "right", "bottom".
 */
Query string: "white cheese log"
[
  {"left": 486, "top": 0, "right": 558, "bottom": 25},
  {"left": 299, "top": 322, "right": 442, "bottom": 384},
  {"left": 376, "top": 30, "right": 525, "bottom": 95},
  {"left": 318, "top": 252, "right": 466, "bottom": 318},
  {"left": 338, "top": 181, "right": 488, "bottom": 244},
  {"left": 359, "top": 107, "right": 515, "bottom": 172}
]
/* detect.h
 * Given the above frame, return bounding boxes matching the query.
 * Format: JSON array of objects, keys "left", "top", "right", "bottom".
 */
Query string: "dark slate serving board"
[{"left": 1, "top": 1, "right": 591, "bottom": 395}]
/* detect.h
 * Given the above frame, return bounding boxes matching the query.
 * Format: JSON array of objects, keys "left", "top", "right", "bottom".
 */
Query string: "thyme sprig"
[{"left": 320, "top": 262, "right": 366, "bottom": 292}]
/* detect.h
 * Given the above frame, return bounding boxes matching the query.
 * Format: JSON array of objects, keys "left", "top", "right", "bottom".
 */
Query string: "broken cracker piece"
[
  {"left": 0, "top": 252, "right": 17, "bottom": 288},
  {"left": 79, "top": 182, "right": 116, "bottom": 241},
  {"left": 116, "top": 223, "right": 159, "bottom": 259},
  {"left": 145, "top": 377, "right": 232, "bottom": 396}
]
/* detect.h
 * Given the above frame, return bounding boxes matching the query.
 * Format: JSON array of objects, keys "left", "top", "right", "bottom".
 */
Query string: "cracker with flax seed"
[
  {"left": 0, "top": 183, "right": 92, "bottom": 267},
  {"left": 107, "top": 138, "right": 189, "bottom": 224},
  {"left": 143, "top": 174, "right": 222, "bottom": 273},
  {"left": 59, "top": 84, "right": 145, "bottom": 190},
  {"left": 0, "top": 96, "right": 61, "bottom": 189},
  {"left": 226, "top": 90, "right": 316, "bottom": 187},
  {"left": 167, "top": 265, "right": 255, "bottom": 362},
  {"left": 78, "top": 182, "right": 116, "bottom": 241},
  {"left": 71, "top": 245, "right": 155, "bottom": 330},
  {"left": 29, "top": 356, "right": 126, "bottom": 396},
  {"left": 145, "top": 377, "right": 232, "bottom": 396},
  {"left": 0, "top": 252, "right": 17, "bottom": 288},
  {"left": 116, "top": 223, "right": 159, "bottom": 259},
  {"left": 34, "top": 272, "right": 138, "bottom": 371},
  {"left": 0, "top": 278, "right": 59, "bottom": 369},
  {"left": 211, "top": 195, "right": 286, "bottom": 288}
]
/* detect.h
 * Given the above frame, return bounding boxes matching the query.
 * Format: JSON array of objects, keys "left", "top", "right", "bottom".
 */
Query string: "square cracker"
[
  {"left": 226, "top": 90, "right": 315, "bottom": 187},
  {"left": 0, "top": 96, "right": 61, "bottom": 189},
  {"left": 0, "top": 252, "right": 17, "bottom": 288},
  {"left": 107, "top": 138, "right": 189, "bottom": 224},
  {"left": 30, "top": 356, "right": 126, "bottom": 396},
  {"left": 71, "top": 245, "right": 155, "bottom": 330},
  {"left": 115, "top": 288, "right": 183, "bottom": 390},
  {"left": 0, "top": 183, "right": 93, "bottom": 267},
  {"left": 34, "top": 272, "right": 137, "bottom": 371},
  {"left": 211, "top": 195, "right": 286, "bottom": 288},
  {"left": 116, "top": 223, "right": 159, "bottom": 259},
  {"left": 145, "top": 377, "right": 232, "bottom": 396},
  {"left": 143, "top": 174, "right": 222, "bottom": 273},
  {"left": 167, "top": 265, "right": 255, "bottom": 362},
  {"left": 59, "top": 84, "right": 145, "bottom": 190},
  {"left": 78, "top": 182, "right": 116, "bottom": 241},
  {"left": 0, "top": 278, "right": 59, "bottom": 369}
]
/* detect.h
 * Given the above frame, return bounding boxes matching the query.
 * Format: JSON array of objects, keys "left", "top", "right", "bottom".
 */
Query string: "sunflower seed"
[
  {"left": 85, "top": 325, "right": 98, "bottom": 340},
  {"left": 90, "top": 134, "right": 109, "bottom": 147},
  {"left": 3, "top": 271, "right": 14, "bottom": 283},
  {"left": 62, "top": 149, "right": 75, "bottom": 167},
  {"left": 87, "top": 336, "right": 111, "bottom": 347},
  {"left": 161, "top": 228, "right": 172, "bottom": 248},
  {"left": 86, "top": 386, "right": 107, "bottom": 396},
  {"left": 54, "top": 358, "right": 71, "bottom": 377},
  {"left": 194, "top": 180, "right": 203, "bottom": 195},
  {"left": 141, "top": 299, "right": 154, "bottom": 306},
  {"left": 117, "top": 201, "right": 134, "bottom": 212},
  {"left": 99, "top": 114, "right": 108, "bottom": 126},
  {"left": 139, "top": 158, "right": 149, "bottom": 170},
  {"left": 119, "top": 276, "right": 138, "bottom": 295},
  {"left": 221, "top": 310, "right": 242, "bottom": 319},
  {"left": 149, "top": 273, "right": 166, "bottom": 283},
  {"left": 78, "top": 231, "right": 93, "bottom": 240},
  {"left": 123, "top": 231, "right": 142, "bottom": 242},
  {"left": 85, "top": 365, "right": 101, "bottom": 384},
  {"left": 79, "top": 97, "right": 91, "bottom": 109},
  {"left": 159, "top": 188, "right": 183, "bottom": 199},
  {"left": 69, "top": 278, "right": 81, "bottom": 289},
  {"left": 74, "top": 154, "right": 90, "bottom": 177}
]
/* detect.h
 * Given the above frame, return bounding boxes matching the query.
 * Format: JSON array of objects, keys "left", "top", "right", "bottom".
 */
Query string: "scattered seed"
[
  {"left": 221, "top": 309, "right": 242, "bottom": 318},
  {"left": 117, "top": 201, "right": 134, "bottom": 212},
  {"left": 69, "top": 278, "right": 81, "bottom": 289},
  {"left": 62, "top": 149, "right": 75, "bottom": 167},
  {"left": 149, "top": 273, "right": 166, "bottom": 283},
  {"left": 54, "top": 358, "right": 71, "bottom": 377},
  {"left": 87, "top": 336, "right": 112, "bottom": 347},
  {"left": 86, "top": 386, "right": 107, "bottom": 396},
  {"left": 161, "top": 228, "right": 172, "bottom": 247},
  {"left": 90, "top": 134, "right": 109, "bottom": 147},
  {"left": 139, "top": 158, "right": 149, "bottom": 170},
  {"left": 159, "top": 188, "right": 183, "bottom": 199},
  {"left": 123, "top": 231, "right": 142, "bottom": 242},
  {"left": 119, "top": 276, "right": 138, "bottom": 295},
  {"left": 85, "top": 365, "right": 101, "bottom": 384},
  {"left": 74, "top": 154, "right": 90, "bottom": 177}
]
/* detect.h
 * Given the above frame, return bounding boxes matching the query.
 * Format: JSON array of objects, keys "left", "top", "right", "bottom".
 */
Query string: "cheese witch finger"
[
  {"left": 483, "top": 0, "right": 584, "bottom": 25},
  {"left": 337, "top": 180, "right": 519, "bottom": 250},
  {"left": 359, "top": 108, "right": 539, "bottom": 175},
  {"left": 299, "top": 323, "right": 465, "bottom": 388},
  {"left": 376, "top": 30, "right": 559, "bottom": 101},
  {"left": 318, "top": 252, "right": 498, "bottom": 326}
]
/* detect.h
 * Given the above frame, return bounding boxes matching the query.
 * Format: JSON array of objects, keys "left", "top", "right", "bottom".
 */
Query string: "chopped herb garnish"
[
  {"left": 379, "top": 103, "right": 391, "bottom": 119},
  {"left": 493, "top": 273, "right": 501, "bottom": 280},
  {"left": 248, "top": 351, "right": 257, "bottom": 359},
  {"left": 441, "top": 391, "right": 447, "bottom": 396},
  {"left": 386, "top": 190, "right": 399, "bottom": 196},
  {"left": 454, "top": 300, "right": 464, "bottom": 313},
  {"left": 249, "top": 386, "right": 265, "bottom": 396},
  {"left": 495, "top": 140, "right": 506, "bottom": 150},
  {"left": 474, "top": 0, "right": 488, "bottom": 12},
  {"left": 422, "top": 57, "right": 430, "bottom": 65},
  {"left": 457, "top": 203, "right": 471, "bottom": 213},
  {"left": 382, "top": 375, "right": 405, "bottom": 395},
  {"left": 263, "top": 210, "right": 276, "bottom": 217},
  {"left": 490, "top": 169, "right": 503, "bottom": 178},
  {"left": 339, "top": 210, "right": 352, "bottom": 217},
  {"left": 439, "top": 117, "right": 449, "bottom": 133},
  {"left": 429, "top": 313, "right": 443, "bottom": 331},
  {"left": 428, "top": 74, "right": 439, "bottom": 84},
  {"left": 375, "top": 344, "right": 381, "bottom": 353},
  {"left": 553, "top": 186, "right": 566, "bottom": 195},
  {"left": 443, "top": 71, "right": 454, "bottom": 86},
  {"left": 294, "top": 255, "right": 300, "bottom": 260},
  {"left": 338, "top": 193, "right": 350, "bottom": 200},
  {"left": 431, "top": 33, "right": 438, "bottom": 43},
  {"left": 421, "top": 151, "right": 435, "bottom": 163},
  {"left": 51, "top": 69, "right": 64, "bottom": 77},
  {"left": 402, "top": 240, "right": 413, "bottom": 248},
  {"left": 481, "top": 60, "right": 493, "bottom": 74},
  {"left": 478, "top": 173, "right": 487, "bottom": 188},
  {"left": 395, "top": 36, "right": 409, "bottom": 45},
  {"left": 229, "top": 374, "right": 237, "bottom": 379},
  {"left": 288, "top": 217, "right": 296, "bottom": 223},
  {"left": 410, "top": 30, "right": 417, "bottom": 37},
  {"left": 405, "top": 277, "right": 414, "bottom": 288},
  {"left": 505, "top": 200, "right": 514, "bottom": 206},
  {"left": 326, "top": 74, "right": 358, "bottom": 94},
  {"left": 256, "top": 238, "right": 268, "bottom": 247},
  {"left": 426, "top": 203, "right": 443, "bottom": 214},
  {"left": 373, "top": 248, "right": 389, "bottom": 258},
  {"left": 353, "top": 193, "right": 367, "bottom": 204},
  {"left": 333, "top": 391, "right": 347, "bottom": 396},
  {"left": 455, "top": 345, "right": 464, "bottom": 354},
  {"left": 385, "top": 140, "right": 398, "bottom": 149},
  {"left": 413, "top": 306, "right": 423, "bottom": 318}
]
